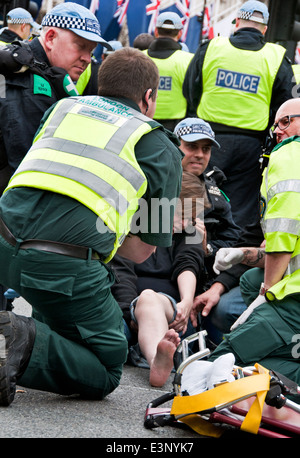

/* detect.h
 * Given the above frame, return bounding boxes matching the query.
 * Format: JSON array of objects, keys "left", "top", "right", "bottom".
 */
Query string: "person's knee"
[{"left": 135, "top": 289, "right": 160, "bottom": 313}]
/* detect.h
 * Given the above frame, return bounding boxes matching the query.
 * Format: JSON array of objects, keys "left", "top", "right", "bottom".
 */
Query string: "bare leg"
[{"left": 134, "top": 289, "right": 180, "bottom": 387}]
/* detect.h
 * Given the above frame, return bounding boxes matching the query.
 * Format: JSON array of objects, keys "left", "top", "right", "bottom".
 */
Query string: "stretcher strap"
[
  {"left": 179, "top": 414, "right": 224, "bottom": 438},
  {"left": 171, "top": 364, "right": 270, "bottom": 435}
]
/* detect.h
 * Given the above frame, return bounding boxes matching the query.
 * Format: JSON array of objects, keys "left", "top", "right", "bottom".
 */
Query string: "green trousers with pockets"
[
  {"left": 209, "top": 267, "right": 300, "bottom": 403},
  {"left": 0, "top": 235, "right": 128, "bottom": 399}
]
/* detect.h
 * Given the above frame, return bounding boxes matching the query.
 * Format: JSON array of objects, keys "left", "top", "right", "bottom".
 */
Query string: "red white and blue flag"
[{"left": 114, "top": 0, "right": 130, "bottom": 25}]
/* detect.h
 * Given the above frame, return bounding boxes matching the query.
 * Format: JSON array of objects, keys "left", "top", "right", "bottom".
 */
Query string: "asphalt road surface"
[{"left": 0, "top": 297, "right": 202, "bottom": 443}]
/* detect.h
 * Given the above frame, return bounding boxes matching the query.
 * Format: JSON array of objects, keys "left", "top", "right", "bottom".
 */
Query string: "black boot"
[{"left": 0, "top": 311, "right": 35, "bottom": 406}]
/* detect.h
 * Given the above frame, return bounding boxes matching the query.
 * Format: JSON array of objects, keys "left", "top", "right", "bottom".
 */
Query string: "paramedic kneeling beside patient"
[
  {"left": 207, "top": 98, "right": 300, "bottom": 404},
  {"left": 0, "top": 47, "right": 183, "bottom": 407}
]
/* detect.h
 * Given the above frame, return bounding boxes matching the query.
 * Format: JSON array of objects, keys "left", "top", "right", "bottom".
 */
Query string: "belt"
[{"left": 0, "top": 217, "right": 100, "bottom": 260}]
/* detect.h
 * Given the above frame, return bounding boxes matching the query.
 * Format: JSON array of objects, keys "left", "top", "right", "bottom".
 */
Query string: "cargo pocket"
[
  {"left": 228, "top": 306, "right": 290, "bottom": 364},
  {"left": 20, "top": 271, "right": 76, "bottom": 296}
]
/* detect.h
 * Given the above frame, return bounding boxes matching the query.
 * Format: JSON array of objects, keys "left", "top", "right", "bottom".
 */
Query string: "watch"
[{"left": 206, "top": 243, "right": 213, "bottom": 257}]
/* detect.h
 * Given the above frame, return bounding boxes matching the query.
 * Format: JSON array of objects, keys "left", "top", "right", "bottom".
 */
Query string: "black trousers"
[{"left": 209, "top": 133, "right": 262, "bottom": 229}]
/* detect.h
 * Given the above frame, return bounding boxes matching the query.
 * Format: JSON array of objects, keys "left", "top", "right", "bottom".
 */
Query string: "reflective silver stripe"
[
  {"left": 285, "top": 254, "right": 300, "bottom": 275},
  {"left": 267, "top": 179, "right": 300, "bottom": 202},
  {"left": 105, "top": 111, "right": 151, "bottom": 153},
  {"left": 29, "top": 138, "right": 145, "bottom": 191},
  {"left": 42, "top": 98, "right": 76, "bottom": 138},
  {"left": 264, "top": 217, "right": 300, "bottom": 235},
  {"left": 16, "top": 159, "right": 129, "bottom": 215}
]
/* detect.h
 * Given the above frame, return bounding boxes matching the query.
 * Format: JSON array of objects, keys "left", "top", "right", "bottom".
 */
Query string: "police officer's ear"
[
  {"left": 41, "top": 27, "right": 59, "bottom": 52},
  {"left": 176, "top": 29, "right": 183, "bottom": 41}
]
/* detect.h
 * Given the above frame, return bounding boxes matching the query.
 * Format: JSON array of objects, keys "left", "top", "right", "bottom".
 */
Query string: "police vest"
[
  {"left": 292, "top": 64, "right": 300, "bottom": 85},
  {"left": 198, "top": 37, "right": 286, "bottom": 131},
  {"left": 6, "top": 96, "right": 161, "bottom": 262},
  {"left": 144, "top": 49, "right": 193, "bottom": 119},
  {"left": 260, "top": 136, "right": 300, "bottom": 301},
  {"left": 76, "top": 63, "right": 92, "bottom": 95}
]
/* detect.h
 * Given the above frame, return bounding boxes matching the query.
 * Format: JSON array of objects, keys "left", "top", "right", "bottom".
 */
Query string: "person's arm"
[
  {"left": 213, "top": 246, "right": 266, "bottom": 274},
  {"left": 182, "top": 42, "right": 209, "bottom": 117},
  {"left": 116, "top": 233, "right": 155, "bottom": 263},
  {"left": 169, "top": 270, "right": 197, "bottom": 335},
  {"left": 264, "top": 252, "right": 292, "bottom": 290}
]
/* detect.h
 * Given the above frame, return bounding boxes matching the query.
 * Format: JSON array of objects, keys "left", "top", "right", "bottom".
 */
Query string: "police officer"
[
  {"left": 0, "top": 2, "right": 112, "bottom": 195},
  {"left": 0, "top": 7, "right": 41, "bottom": 45},
  {"left": 0, "top": 47, "right": 183, "bottom": 407},
  {"left": 143, "top": 12, "right": 194, "bottom": 131},
  {"left": 183, "top": 0, "right": 295, "bottom": 230},
  {"left": 208, "top": 98, "right": 300, "bottom": 404},
  {"left": 175, "top": 118, "right": 241, "bottom": 271}
]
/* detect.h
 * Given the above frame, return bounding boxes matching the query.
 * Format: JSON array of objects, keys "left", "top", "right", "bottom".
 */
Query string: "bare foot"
[{"left": 149, "top": 329, "right": 180, "bottom": 387}]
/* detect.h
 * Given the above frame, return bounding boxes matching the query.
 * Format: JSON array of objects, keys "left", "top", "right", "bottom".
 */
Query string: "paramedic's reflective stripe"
[
  {"left": 16, "top": 158, "right": 130, "bottom": 215},
  {"left": 29, "top": 137, "right": 145, "bottom": 191},
  {"left": 267, "top": 179, "right": 300, "bottom": 202},
  {"left": 262, "top": 217, "right": 300, "bottom": 236},
  {"left": 159, "top": 76, "right": 172, "bottom": 90},
  {"left": 285, "top": 254, "right": 300, "bottom": 275},
  {"left": 216, "top": 69, "right": 260, "bottom": 94}
]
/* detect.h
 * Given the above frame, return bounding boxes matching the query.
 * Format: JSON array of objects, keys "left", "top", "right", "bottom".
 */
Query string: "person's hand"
[
  {"left": 190, "top": 289, "right": 221, "bottom": 327},
  {"left": 213, "top": 248, "right": 245, "bottom": 274},
  {"left": 230, "top": 294, "right": 267, "bottom": 331},
  {"left": 169, "top": 299, "right": 191, "bottom": 335}
]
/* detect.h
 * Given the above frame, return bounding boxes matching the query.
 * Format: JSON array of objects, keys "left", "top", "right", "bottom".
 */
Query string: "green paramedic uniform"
[
  {"left": 209, "top": 137, "right": 300, "bottom": 403},
  {"left": 0, "top": 95, "right": 183, "bottom": 399}
]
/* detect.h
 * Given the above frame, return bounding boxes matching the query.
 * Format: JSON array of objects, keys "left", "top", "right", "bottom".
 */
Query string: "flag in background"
[
  {"left": 146, "top": 0, "right": 161, "bottom": 34},
  {"left": 175, "top": 0, "right": 190, "bottom": 42},
  {"left": 114, "top": 0, "right": 130, "bottom": 26},
  {"left": 89, "top": 0, "right": 99, "bottom": 14},
  {"left": 66, "top": 0, "right": 204, "bottom": 55},
  {"left": 202, "top": 3, "right": 214, "bottom": 40}
]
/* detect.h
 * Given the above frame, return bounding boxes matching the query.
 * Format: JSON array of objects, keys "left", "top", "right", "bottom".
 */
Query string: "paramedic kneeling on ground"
[
  {"left": 208, "top": 98, "right": 300, "bottom": 402},
  {"left": 0, "top": 47, "right": 183, "bottom": 406}
]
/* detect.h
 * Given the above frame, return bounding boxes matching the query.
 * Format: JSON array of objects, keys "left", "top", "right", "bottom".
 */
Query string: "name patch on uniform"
[
  {"left": 33, "top": 75, "right": 52, "bottom": 97},
  {"left": 216, "top": 69, "right": 260, "bottom": 94},
  {"left": 159, "top": 76, "right": 172, "bottom": 91},
  {"left": 78, "top": 106, "right": 118, "bottom": 124}
]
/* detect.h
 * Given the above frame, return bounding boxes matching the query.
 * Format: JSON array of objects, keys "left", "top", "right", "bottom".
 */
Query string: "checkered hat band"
[
  {"left": 42, "top": 14, "right": 100, "bottom": 34},
  {"left": 177, "top": 125, "right": 215, "bottom": 138},
  {"left": 7, "top": 18, "right": 32, "bottom": 24},
  {"left": 238, "top": 11, "right": 264, "bottom": 23}
]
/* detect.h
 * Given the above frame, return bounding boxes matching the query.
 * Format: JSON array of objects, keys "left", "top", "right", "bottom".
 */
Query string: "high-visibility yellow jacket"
[
  {"left": 144, "top": 49, "right": 193, "bottom": 119},
  {"left": 76, "top": 63, "right": 91, "bottom": 95},
  {"left": 260, "top": 136, "right": 300, "bottom": 300},
  {"left": 6, "top": 95, "right": 161, "bottom": 261},
  {"left": 198, "top": 37, "right": 286, "bottom": 131}
]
